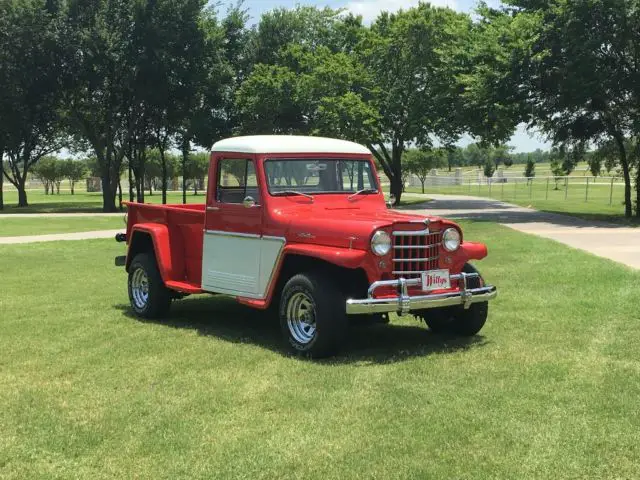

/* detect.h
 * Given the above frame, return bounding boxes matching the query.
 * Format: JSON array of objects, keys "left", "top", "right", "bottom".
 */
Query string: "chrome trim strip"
[
  {"left": 204, "top": 230, "right": 260, "bottom": 239},
  {"left": 393, "top": 244, "right": 439, "bottom": 250},
  {"left": 392, "top": 271, "right": 426, "bottom": 275},
  {"left": 206, "top": 206, "right": 220, "bottom": 211},
  {"left": 392, "top": 257, "right": 439, "bottom": 263},
  {"left": 392, "top": 229, "right": 430, "bottom": 236}
]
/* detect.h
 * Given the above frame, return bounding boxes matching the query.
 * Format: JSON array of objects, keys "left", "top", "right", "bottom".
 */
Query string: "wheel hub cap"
[
  {"left": 131, "top": 267, "right": 149, "bottom": 309},
  {"left": 286, "top": 292, "right": 316, "bottom": 345}
]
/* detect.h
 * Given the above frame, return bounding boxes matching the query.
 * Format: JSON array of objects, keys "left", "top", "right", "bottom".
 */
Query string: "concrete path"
[
  {"left": 406, "top": 193, "right": 640, "bottom": 270},
  {"left": 0, "top": 229, "right": 122, "bottom": 245}
]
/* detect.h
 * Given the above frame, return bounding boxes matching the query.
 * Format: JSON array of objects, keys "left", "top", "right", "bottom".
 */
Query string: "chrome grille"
[{"left": 392, "top": 228, "right": 441, "bottom": 279}]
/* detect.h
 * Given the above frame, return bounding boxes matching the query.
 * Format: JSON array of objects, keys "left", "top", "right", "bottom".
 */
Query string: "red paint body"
[{"left": 124, "top": 150, "right": 488, "bottom": 308}]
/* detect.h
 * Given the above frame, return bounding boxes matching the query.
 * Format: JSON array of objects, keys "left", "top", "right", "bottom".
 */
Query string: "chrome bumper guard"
[{"left": 345, "top": 273, "right": 497, "bottom": 316}]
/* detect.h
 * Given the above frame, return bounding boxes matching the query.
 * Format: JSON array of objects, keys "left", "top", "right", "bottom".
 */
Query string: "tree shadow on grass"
[{"left": 113, "top": 295, "right": 487, "bottom": 365}]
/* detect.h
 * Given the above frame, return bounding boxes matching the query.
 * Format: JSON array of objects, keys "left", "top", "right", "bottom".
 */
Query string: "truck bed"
[{"left": 125, "top": 202, "right": 206, "bottom": 290}]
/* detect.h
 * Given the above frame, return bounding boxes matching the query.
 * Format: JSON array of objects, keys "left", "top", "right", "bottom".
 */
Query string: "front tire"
[
  {"left": 128, "top": 252, "right": 172, "bottom": 319},
  {"left": 418, "top": 263, "right": 488, "bottom": 336},
  {"left": 279, "top": 272, "right": 347, "bottom": 358}
]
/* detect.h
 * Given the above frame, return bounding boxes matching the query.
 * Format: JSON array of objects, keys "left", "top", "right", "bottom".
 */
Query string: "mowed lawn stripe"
[
  {"left": 0, "top": 216, "right": 125, "bottom": 237},
  {"left": 0, "top": 222, "right": 638, "bottom": 479}
]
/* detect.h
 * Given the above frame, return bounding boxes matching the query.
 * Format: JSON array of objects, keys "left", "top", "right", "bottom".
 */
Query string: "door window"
[{"left": 217, "top": 159, "right": 260, "bottom": 204}]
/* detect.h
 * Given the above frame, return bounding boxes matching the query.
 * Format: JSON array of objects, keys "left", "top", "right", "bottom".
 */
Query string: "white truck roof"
[{"left": 211, "top": 135, "right": 371, "bottom": 155}]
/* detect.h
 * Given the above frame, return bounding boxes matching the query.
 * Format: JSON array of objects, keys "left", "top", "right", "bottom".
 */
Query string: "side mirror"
[
  {"left": 243, "top": 196, "right": 256, "bottom": 208},
  {"left": 386, "top": 193, "right": 396, "bottom": 208}
]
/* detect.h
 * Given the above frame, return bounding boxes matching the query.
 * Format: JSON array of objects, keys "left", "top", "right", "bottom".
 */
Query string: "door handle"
[{"left": 207, "top": 206, "right": 220, "bottom": 211}]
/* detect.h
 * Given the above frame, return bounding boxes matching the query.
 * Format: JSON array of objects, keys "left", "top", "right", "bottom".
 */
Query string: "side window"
[{"left": 217, "top": 159, "right": 260, "bottom": 204}]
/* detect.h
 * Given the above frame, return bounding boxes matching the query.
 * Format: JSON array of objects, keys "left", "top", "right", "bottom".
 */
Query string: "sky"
[{"left": 221, "top": 0, "right": 552, "bottom": 153}]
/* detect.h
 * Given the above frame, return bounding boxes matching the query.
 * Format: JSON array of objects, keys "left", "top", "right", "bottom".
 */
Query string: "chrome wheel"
[
  {"left": 286, "top": 292, "right": 316, "bottom": 345},
  {"left": 130, "top": 267, "right": 149, "bottom": 310}
]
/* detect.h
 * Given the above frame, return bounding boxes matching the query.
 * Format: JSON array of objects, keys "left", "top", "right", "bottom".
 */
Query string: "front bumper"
[{"left": 345, "top": 273, "right": 497, "bottom": 316}]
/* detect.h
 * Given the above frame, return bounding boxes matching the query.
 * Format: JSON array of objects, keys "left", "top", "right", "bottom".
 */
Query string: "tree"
[
  {"left": 503, "top": 157, "right": 513, "bottom": 168},
  {"left": 0, "top": 0, "right": 68, "bottom": 207},
  {"left": 483, "top": 159, "right": 495, "bottom": 178},
  {"left": 404, "top": 148, "right": 444, "bottom": 193},
  {"left": 60, "top": 159, "right": 87, "bottom": 194},
  {"left": 33, "top": 157, "right": 64, "bottom": 195},
  {"left": 361, "top": 5, "right": 471, "bottom": 204},
  {"left": 65, "top": 0, "right": 139, "bottom": 212},
  {"left": 524, "top": 156, "right": 535, "bottom": 184},
  {"left": 481, "top": 0, "right": 640, "bottom": 217},
  {"left": 184, "top": 152, "right": 209, "bottom": 195}
]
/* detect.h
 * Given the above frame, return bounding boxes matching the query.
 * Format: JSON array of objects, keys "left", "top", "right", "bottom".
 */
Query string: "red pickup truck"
[{"left": 116, "top": 135, "right": 497, "bottom": 357}]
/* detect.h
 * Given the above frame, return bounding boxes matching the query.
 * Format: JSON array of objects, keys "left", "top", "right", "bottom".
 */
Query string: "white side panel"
[
  {"left": 201, "top": 233, "right": 285, "bottom": 299},
  {"left": 258, "top": 237, "right": 286, "bottom": 297},
  {"left": 202, "top": 233, "right": 261, "bottom": 295}
]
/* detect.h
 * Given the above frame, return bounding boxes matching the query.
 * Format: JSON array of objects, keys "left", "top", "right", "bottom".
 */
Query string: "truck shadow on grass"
[{"left": 114, "top": 295, "right": 487, "bottom": 364}]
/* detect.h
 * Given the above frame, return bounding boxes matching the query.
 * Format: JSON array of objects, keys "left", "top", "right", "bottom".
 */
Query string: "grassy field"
[
  {"left": 1, "top": 189, "right": 205, "bottom": 213},
  {"left": 0, "top": 216, "right": 125, "bottom": 237},
  {"left": 1, "top": 223, "right": 639, "bottom": 478},
  {"left": 406, "top": 177, "right": 635, "bottom": 224}
]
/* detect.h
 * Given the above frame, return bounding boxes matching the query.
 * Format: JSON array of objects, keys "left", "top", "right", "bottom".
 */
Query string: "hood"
[{"left": 275, "top": 204, "right": 447, "bottom": 250}]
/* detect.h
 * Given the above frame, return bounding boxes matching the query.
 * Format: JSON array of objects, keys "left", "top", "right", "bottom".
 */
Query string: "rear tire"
[
  {"left": 128, "top": 252, "right": 172, "bottom": 319},
  {"left": 418, "top": 263, "right": 488, "bottom": 336},
  {"left": 279, "top": 272, "right": 347, "bottom": 358}
]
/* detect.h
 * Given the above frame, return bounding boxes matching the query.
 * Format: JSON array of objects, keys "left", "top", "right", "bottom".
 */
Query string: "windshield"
[{"left": 264, "top": 158, "right": 378, "bottom": 195}]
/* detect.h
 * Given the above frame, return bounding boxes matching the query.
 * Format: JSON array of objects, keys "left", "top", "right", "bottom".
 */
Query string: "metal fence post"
[
  {"left": 546, "top": 177, "right": 549, "bottom": 200},
  {"left": 585, "top": 177, "right": 589, "bottom": 202},
  {"left": 609, "top": 177, "right": 614, "bottom": 205},
  {"left": 564, "top": 176, "right": 568, "bottom": 200}
]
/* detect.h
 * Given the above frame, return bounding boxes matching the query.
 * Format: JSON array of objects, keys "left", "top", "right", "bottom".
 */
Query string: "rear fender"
[{"left": 126, "top": 224, "right": 172, "bottom": 282}]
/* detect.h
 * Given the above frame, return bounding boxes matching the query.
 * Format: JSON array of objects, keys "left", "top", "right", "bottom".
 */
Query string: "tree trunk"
[
  {"left": 44, "top": 181, "right": 49, "bottom": 195},
  {"left": 118, "top": 177, "right": 123, "bottom": 211},
  {"left": 421, "top": 180, "right": 425, "bottom": 194},
  {"left": 636, "top": 164, "right": 640, "bottom": 218},
  {"left": 612, "top": 132, "right": 632, "bottom": 218},
  {"left": 160, "top": 151, "right": 167, "bottom": 205},
  {"left": 17, "top": 179, "right": 28, "bottom": 207},
  {"left": 390, "top": 143, "right": 404, "bottom": 205},
  {"left": 70, "top": 181, "right": 75, "bottom": 195},
  {"left": 182, "top": 137, "right": 188, "bottom": 204},
  {"left": 128, "top": 162, "right": 134, "bottom": 202},
  {"left": 101, "top": 174, "right": 117, "bottom": 212}
]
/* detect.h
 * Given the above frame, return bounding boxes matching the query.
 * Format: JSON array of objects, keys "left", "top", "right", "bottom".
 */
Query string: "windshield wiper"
[
  {"left": 348, "top": 188, "right": 377, "bottom": 201},
  {"left": 273, "top": 190, "right": 314, "bottom": 201}
]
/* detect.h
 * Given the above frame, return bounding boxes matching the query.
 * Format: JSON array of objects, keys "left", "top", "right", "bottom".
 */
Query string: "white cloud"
[{"left": 345, "top": 0, "right": 457, "bottom": 24}]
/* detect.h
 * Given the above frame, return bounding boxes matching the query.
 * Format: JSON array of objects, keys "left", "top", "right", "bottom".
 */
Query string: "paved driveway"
[{"left": 406, "top": 193, "right": 640, "bottom": 270}]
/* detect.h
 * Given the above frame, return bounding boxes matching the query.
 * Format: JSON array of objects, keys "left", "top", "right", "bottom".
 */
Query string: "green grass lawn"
[
  {"left": 0, "top": 216, "right": 126, "bottom": 237},
  {"left": 406, "top": 177, "right": 637, "bottom": 224},
  {"left": 1, "top": 189, "right": 205, "bottom": 213},
  {"left": 1, "top": 223, "right": 639, "bottom": 478}
]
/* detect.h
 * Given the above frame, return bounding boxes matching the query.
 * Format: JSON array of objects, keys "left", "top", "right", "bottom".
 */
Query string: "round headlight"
[
  {"left": 371, "top": 230, "right": 392, "bottom": 256},
  {"left": 442, "top": 228, "right": 461, "bottom": 252}
]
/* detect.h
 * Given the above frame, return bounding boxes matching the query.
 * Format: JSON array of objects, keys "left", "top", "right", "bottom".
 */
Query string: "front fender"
[
  {"left": 126, "top": 223, "right": 173, "bottom": 282},
  {"left": 282, "top": 243, "right": 368, "bottom": 269}
]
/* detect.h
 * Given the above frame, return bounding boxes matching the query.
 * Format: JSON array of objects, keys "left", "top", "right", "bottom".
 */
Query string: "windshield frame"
[{"left": 263, "top": 156, "right": 380, "bottom": 197}]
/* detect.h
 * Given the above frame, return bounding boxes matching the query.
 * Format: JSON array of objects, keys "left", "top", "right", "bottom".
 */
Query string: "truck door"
[{"left": 201, "top": 156, "right": 278, "bottom": 297}]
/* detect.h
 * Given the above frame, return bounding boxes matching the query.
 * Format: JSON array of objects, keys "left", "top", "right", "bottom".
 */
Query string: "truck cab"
[{"left": 117, "top": 135, "right": 497, "bottom": 357}]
